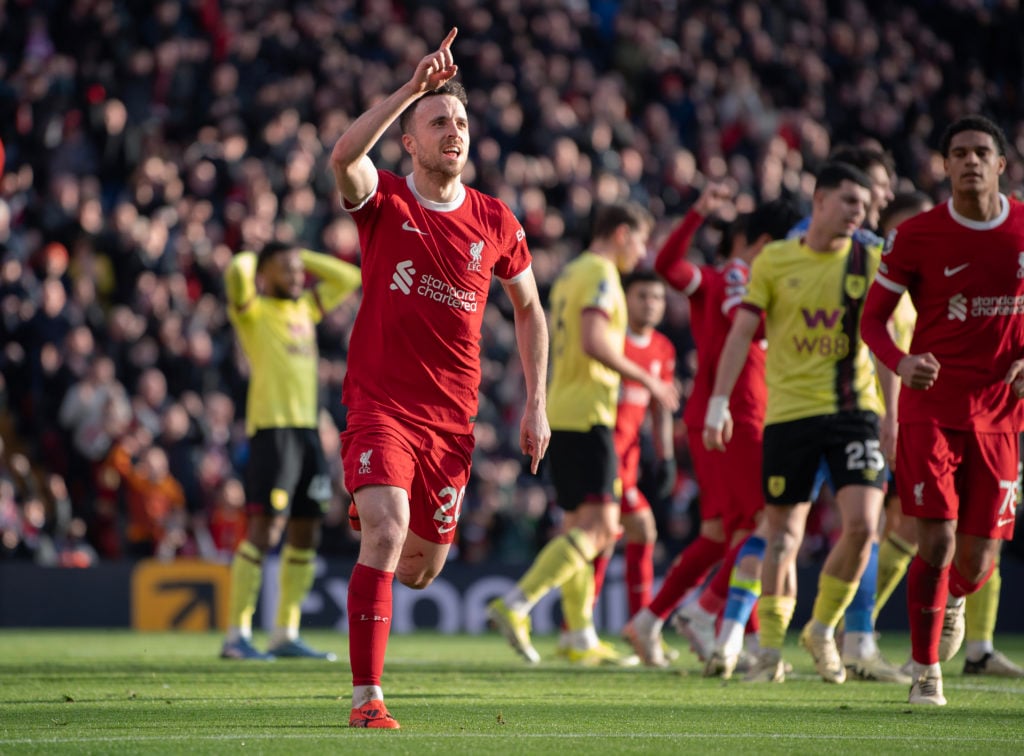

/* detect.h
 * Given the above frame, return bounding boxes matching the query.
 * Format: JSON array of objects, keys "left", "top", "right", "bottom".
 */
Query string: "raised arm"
[
  {"left": 224, "top": 251, "right": 258, "bottom": 316},
  {"left": 654, "top": 181, "right": 733, "bottom": 293},
  {"left": 502, "top": 268, "right": 550, "bottom": 474},
  {"left": 301, "top": 249, "right": 362, "bottom": 313},
  {"left": 330, "top": 28, "right": 459, "bottom": 206}
]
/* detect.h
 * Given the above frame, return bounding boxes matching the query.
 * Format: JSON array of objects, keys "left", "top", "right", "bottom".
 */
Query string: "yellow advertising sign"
[{"left": 131, "top": 559, "right": 231, "bottom": 632}]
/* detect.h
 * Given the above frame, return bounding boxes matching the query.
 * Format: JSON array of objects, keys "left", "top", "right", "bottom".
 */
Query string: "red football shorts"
[
  {"left": 689, "top": 423, "right": 763, "bottom": 536},
  {"left": 896, "top": 424, "right": 1019, "bottom": 540},
  {"left": 341, "top": 409, "right": 475, "bottom": 545}
]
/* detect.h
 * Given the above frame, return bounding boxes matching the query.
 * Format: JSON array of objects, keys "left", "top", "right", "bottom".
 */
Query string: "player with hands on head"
[
  {"left": 220, "top": 241, "right": 361, "bottom": 663},
  {"left": 330, "top": 28, "right": 550, "bottom": 728}
]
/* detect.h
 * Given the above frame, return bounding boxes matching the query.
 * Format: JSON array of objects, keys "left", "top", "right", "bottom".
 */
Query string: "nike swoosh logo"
[
  {"left": 997, "top": 516, "right": 1016, "bottom": 528},
  {"left": 943, "top": 263, "right": 969, "bottom": 277},
  {"left": 402, "top": 220, "right": 427, "bottom": 235}
]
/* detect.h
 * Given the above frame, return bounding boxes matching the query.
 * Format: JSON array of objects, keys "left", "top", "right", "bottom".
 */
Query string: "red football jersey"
[
  {"left": 656, "top": 217, "right": 766, "bottom": 433},
  {"left": 875, "top": 196, "right": 1024, "bottom": 431},
  {"left": 613, "top": 328, "right": 677, "bottom": 455},
  {"left": 343, "top": 171, "right": 532, "bottom": 433}
]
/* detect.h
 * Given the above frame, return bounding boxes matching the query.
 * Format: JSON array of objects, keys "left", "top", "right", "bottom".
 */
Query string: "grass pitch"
[{"left": 1, "top": 629, "right": 1022, "bottom": 754}]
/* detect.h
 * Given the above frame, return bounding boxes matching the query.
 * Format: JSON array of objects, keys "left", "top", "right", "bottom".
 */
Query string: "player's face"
[
  {"left": 404, "top": 95, "right": 469, "bottom": 179},
  {"left": 815, "top": 180, "right": 870, "bottom": 240},
  {"left": 867, "top": 164, "right": 894, "bottom": 225},
  {"left": 945, "top": 131, "right": 1006, "bottom": 197},
  {"left": 263, "top": 249, "right": 305, "bottom": 300},
  {"left": 615, "top": 226, "right": 650, "bottom": 273},
  {"left": 625, "top": 281, "right": 666, "bottom": 330}
]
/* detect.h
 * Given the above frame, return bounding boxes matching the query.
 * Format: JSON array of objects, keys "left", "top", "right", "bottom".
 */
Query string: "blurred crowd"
[{"left": 1, "top": 0, "right": 1022, "bottom": 566}]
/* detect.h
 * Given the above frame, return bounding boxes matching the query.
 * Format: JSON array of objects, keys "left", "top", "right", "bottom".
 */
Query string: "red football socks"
[
  {"left": 348, "top": 563, "right": 394, "bottom": 686},
  {"left": 908, "top": 556, "right": 948, "bottom": 665},
  {"left": 648, "top": 536, "right": 725, "bottom": 619},
  {"left": 625, "top": 542, "right": 654, "bottom": 616}
]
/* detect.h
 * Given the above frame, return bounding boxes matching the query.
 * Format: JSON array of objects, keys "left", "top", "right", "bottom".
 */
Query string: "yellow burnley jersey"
[
  {"left": 226, "top": 251, "right": 360, "bottom": 435},
  {"left": 744, "top": 237, "right": 884, "bottom": 424},
  {"left": 547, "top": 252, "right": 627, "bottom": 431}
]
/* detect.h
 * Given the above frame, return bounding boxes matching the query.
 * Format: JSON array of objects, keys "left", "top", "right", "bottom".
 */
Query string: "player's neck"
[
  {"left": 628, "top": 323, "right": 654, "bottom": 338},
  {"left": 802, "top": 227, "right": 848, "bottom": 253},
  {"left": 951, "top": 190, "right": 1002, "bottom": 222},
  {"left": 410, "top": 169, "right": 463, "bottom": 204}
]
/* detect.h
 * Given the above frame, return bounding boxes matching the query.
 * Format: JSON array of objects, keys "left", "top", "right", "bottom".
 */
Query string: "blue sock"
[
  {"left": 844, "top": 542, "right": 879, "bottom": 633},
  {"left": 724, "top": 536, "right": 766, "bottom": 625}
]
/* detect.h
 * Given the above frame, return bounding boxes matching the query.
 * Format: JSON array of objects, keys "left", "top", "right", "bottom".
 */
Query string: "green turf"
[{"left": 1, "top": 629, "right": 1022, "bottom": 754}]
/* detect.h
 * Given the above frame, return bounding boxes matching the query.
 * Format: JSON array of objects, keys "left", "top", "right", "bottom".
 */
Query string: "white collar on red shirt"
[
  {"left": 406, "top": 173, "right": 466, "bottom": 212},
  {"left": 626, "top": 328, "right": 654, "bottom": 347},
  {"left": 947, "top": 193, "right": 1009, "bottom": 231}
]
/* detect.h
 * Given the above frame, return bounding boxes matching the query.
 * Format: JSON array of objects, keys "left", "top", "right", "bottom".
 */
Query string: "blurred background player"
[
  {"left": 862, "top": 116, "right": 1024, "bottom": 705},
  {"left": 870, "top": 190, "right": 1024, "bottom": 679},
  {"left": 489, "top": 201, "right": 679, "bottom": 666},
  {"left": 557, "top": 268, "right": 677, "bottom": 662},
  {"left": 705, "top": 163, "right": 893, "bottom": 684},
  {"left": 624, "top": 186, "right": 800, "bottom": 668},
  {"left": 220, "top": 240, "right": 360, "bottom": 661},
  {"left": 332, "top": 30, "right": 550, "bottom": 728},
  {"left": 788, "top": 146, "right": 907, "bottom": 684}
]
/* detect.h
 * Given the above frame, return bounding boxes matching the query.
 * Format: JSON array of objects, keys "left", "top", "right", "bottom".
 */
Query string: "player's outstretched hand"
[
  {"left": 897, "top": 352, "right": 940, "bottom": 390},
  {"left": 411, "top": 27, "right": 459, "bottom": 94},
  {"left": 1004, "top": 358, "right": 1024, "bottom": 399}
]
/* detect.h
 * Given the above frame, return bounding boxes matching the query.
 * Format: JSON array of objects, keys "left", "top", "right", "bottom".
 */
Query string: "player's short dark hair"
[
  {"left": 257, "top": 240, "right": 298, "bottom": 270},
  {"left": 399, "top": 80, "right": 469, "bottom": 134},
  {"left": 878, "top": 191, "right": 933, "bottom": 235},
  {"left": 939, "top": 115, "right": 1009, "bottom": 157},
  {"left": 814, "top": 161, "right": 874, "bottom": 193},
  {"left": 743, "top": 198, "right": 803, "bottom": 244},
  {"left": 621, "top": 268, "right": 664, "bottom": 294},
  {"left": 591, "top": 201, "right": 653, "bottom": 241},
  {"left": 828, "top": 144, "right": 894, "bottom": 178}
]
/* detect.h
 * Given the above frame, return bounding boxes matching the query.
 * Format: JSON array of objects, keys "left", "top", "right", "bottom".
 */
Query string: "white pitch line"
[{"left": 1, "top": 732, "right": 1022, "bottom": 746}]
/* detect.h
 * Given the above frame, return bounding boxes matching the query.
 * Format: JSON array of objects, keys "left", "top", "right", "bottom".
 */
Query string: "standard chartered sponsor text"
[
  {"left": 418, "top": 273, "right": 479, "bottom": 312},
  {"left": 971, "top": 295, "right": 1024, "bottom": 317}
]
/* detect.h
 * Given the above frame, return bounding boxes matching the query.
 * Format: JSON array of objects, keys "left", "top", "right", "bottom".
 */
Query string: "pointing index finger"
[{"left": 440, "top": 27, "right": 458, "bottom": 51}]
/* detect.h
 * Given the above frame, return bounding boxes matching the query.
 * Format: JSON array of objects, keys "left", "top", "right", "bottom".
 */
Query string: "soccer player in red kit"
[
  {"left": 623, "top": 185, "right": 801, "bottom": 667},
  {"left": 861, "top": 115, "right": 1024, "bottom": 706},
  {"left": 330, "top": 28, "right": 550, "bottom": 728},
  {"left": 611, "top": 271, "right": 677, "bottom": 617}
]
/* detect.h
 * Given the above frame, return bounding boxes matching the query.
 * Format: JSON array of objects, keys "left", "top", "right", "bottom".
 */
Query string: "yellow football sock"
[
  {"left": 757, "top": 595, "right": 796, "bottom": 651},
  {"left": 518, "top": 529, "right": 595, "bottom": 606},
  {"left": 560, "top": 560, "right": 595, "bottom": 632},
  {"left": 276, "top": 545, "right": 317, "bottom": 640},
  {"left": 966, "top": 562, "right": 1000, "bottom": 643},
  {"left": 228, "top": 540, "right": 264, "bottom": 636},
  {"left": 811, "top": 572, "right": 859, "bottom": 630},
  {"left": 873, "top": 532, "right": 917, "bottom": 620}
]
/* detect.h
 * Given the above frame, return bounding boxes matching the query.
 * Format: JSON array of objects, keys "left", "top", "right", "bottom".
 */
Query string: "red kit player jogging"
[
  {"left": 861, "top": 115, "right": 1024, "bottom": 706},
  {"left": 330, "top": 29, "right": 550, "bottom": 728}
]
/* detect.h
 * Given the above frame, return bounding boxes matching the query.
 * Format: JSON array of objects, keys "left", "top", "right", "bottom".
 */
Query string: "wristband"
[{"left": 705, "top": 395, "right": 731, "bottom": 431}]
